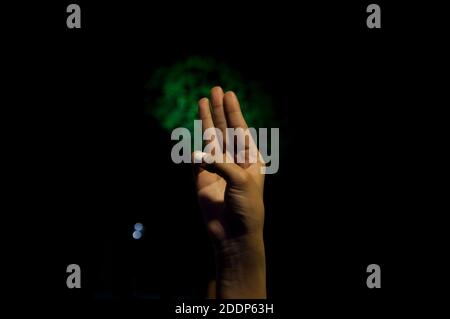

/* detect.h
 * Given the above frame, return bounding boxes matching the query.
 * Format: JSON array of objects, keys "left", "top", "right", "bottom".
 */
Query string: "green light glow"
[{"left": 145, "top": 56, "right": 275, "bottom": 133}]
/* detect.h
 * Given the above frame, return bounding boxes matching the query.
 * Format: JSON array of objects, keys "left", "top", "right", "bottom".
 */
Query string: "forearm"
[{"left": 214, "top": 235, "right": 266, "bottom": 299}]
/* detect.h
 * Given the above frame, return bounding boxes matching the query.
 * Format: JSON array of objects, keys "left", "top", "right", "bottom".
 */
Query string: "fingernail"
[{"left": 193, "top": 151, "right": 206, "bottom": 163}]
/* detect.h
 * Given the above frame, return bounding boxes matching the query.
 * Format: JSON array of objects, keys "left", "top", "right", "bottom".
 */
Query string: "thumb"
[{"left": 192, "top": 151, "right": 246, "bottom": 185}]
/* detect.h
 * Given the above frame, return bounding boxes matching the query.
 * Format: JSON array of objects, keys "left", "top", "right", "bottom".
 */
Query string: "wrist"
[{"left": 214, "top": 235, "right": 266, "bottom": 299}]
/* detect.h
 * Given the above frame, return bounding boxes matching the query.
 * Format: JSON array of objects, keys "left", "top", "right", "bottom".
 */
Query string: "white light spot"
[
  {"left": 132, "top": 230, "right": 142, "bottom": 240},
  {"left": 134, "top": 222, "right": 144, "bottom": 231}
]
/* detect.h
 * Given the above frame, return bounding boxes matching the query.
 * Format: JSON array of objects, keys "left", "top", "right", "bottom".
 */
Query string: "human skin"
[{"left": 192, "top": 86, "right": 266, "bottom": 299}]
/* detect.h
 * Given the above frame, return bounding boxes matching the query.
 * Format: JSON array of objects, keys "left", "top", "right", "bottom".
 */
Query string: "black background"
[{"left": 11, "top": 0, "right": 447, "bottom": 317}]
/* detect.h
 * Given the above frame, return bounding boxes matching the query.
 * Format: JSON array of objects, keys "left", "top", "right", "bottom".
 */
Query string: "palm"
[
  {"left": 196, "top": 157, "right": 264, "bottom": 234},
  {"left": 196, "top": 169, "right": 226, "bottom": 216}
]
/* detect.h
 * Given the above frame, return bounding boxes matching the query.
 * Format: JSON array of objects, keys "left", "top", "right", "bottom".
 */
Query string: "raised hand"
[{"left": 192, "top": 86, "right": 266, "bottom": 299}]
